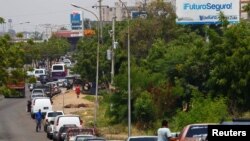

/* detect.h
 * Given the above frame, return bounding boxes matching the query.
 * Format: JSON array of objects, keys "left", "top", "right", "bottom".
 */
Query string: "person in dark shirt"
[{"left": 35, "top": 109, "right": 43, "bottom": 132}]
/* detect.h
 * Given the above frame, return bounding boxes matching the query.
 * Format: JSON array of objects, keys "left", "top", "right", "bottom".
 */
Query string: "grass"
[{"left": 72, "top": 94, "right": 157, "bottom": 140}]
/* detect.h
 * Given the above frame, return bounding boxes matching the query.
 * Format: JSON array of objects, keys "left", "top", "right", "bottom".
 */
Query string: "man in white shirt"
[{"left": 157, "top": 120, "right": 172, "bottom": 141}]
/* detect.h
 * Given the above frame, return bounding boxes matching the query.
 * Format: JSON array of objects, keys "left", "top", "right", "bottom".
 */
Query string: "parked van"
[
  {"left": 31, "top": 97, "right": 52, "bottom": 119},
  {"left": 27, "top": 68, "right": 47, "bottom": 78},
  {"left": 52, "top": 115, "right": 82, "bottom": 140}
]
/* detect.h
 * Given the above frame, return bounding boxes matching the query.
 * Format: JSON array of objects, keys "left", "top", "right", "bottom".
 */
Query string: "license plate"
[{"left": 44, "top": 107, "right": 48, "bottom": 109}]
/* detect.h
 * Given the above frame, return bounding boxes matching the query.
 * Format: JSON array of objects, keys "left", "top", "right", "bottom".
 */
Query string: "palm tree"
[
  {"left": 0, "top": 17, "right": 5, "bottom": 24},
  {"left": 0, "top": 17, "right": 6, "bottom": 32}
]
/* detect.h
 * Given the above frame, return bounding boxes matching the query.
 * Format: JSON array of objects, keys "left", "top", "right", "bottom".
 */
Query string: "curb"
[{"left": 0, "top": 95, "right": 4, "bottom": 100}]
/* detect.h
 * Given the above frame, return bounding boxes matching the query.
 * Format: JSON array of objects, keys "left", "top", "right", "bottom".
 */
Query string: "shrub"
[
  {"left": 134, "top": 91, "right": 156, "bottom": 129},
  {"left": 171, "top": 88, "right": 229, "bottom": 131}
]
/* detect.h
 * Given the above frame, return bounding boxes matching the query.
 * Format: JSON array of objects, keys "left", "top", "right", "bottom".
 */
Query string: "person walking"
[
  {"left": 157, "top": 119, "right": 173, "bottom": 141},
  {"left": 75, "top": 84, "right": 81, "bottom": 98},
  {"left": 35, "top": 109, "right": 43, "bottom": 132}
]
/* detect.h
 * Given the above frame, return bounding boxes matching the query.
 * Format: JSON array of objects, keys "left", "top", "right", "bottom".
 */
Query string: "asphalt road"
[{"left": 0, "top": 90, "right": 50, "bottom": 141}]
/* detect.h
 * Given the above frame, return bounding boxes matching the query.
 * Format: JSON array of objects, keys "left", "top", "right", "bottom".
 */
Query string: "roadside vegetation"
[{"left": 0, "top": 1, "right": 250, "bottom": 137}]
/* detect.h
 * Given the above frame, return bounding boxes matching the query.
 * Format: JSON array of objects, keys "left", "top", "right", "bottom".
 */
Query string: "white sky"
[{"left": 0, "top": 0, "right": 135, "bottom": 32}]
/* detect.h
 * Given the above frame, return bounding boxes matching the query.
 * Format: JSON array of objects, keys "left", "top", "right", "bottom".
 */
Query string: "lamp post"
[
  {"left": 71, "top": 4, "right": 100, "bottom": 128},
  {"left": 118, "top": 0, "right": 131, "bottom": 137},
  {"left": 110, "top": 16, "right": 116, "bottom": 85},
  {"left": 19, "top": 21, "right": 30, "bottom": 32}
]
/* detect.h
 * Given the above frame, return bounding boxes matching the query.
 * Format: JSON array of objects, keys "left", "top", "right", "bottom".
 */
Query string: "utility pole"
[
  {"left": 92, "top": 0, "right": 109, "bottom": 43},
  {"left": 111, "top": 14, "right": 116, "bottom": 85}
]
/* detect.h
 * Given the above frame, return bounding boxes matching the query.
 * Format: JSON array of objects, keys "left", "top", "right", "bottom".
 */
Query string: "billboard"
[
  {"left": 70, "top": 11, "right": 83, "bottom": 30},
  {"left": 131, "top": 11, "right": 147, "bottom": 19},
  {"left": 176, "top": 0, "right": 240, "bottom": 24}
]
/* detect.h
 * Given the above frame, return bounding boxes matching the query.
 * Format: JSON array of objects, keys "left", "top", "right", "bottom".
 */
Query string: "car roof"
[
  {"left": 221, "top": 121, "right": 250, "bottom": 125},
  {"left": 76, "top": 135, "right": 94, "bottom": 137},
  {"left": 127, "top": 136, "right": 158, "bottom": 141},
  {"left": 47, "top": 110, "right": 64, "bottom": 113},
  {"left": 82, "top": 137, "right": 106, "bottom": 141},
  {"left": 128, "top": 136, "right": 158, "bottom": 138},
  {"left": 186, "top": 123, "right": 217, "bottom": 126},
  {"left": 62, "top": 124, "right": 77, "bottom": 127}
]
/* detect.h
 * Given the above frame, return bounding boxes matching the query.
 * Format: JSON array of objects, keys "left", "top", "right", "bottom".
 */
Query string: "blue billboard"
[
  {"left": 176, "top": 0, "right": 240, "bottom": 25},
  {"left": 70, "top": 11, "right": 82, "bottom": 30},
  {"left": 131, "top": 11, "right": 147, "bottom": 19}
]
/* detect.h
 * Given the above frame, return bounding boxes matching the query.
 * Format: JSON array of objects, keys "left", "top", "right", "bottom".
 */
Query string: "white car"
[
  {"left": 52, "top": 115, "right": 83, "bottom": 141},
  {"left": 45, "top": 111, "right": 64, "bottom": 139},
  {"left": 30, "top": 88, "right": 45, "bottom": 100},
  {"left": 72, "top": 134, "right": 95, "bottom": 141},
  {"left": 27, "top": 68, "right": 47, "bottom": 78},
  {"left": 57, "top": 79, "right": 67, "bottom": 87},
  {"left": 31, "top": 88, "right": 45, "bottom": 95},
  {"left": 30, "top": 97, "right": 52, "bottom": 119},
  {"left": 63, "top": 59, "right": 72, "bottom": 68},
  {"left": 126, "top": 136, "right": 158, "bottom": 141}
]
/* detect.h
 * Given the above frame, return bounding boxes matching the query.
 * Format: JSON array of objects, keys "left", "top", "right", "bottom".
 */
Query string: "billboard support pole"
[{"left": 82, "top": 11, "right": 84, "bottom": 37}]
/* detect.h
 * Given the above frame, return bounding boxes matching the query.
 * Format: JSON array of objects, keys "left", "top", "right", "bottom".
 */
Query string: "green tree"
[
  {"left": 171, "top": 88, "right": 229, "bottom": 131},
  {"left": 134, "top": 91, "right": 156, "bottom": 129},
  {"left": 243, "top": 3, "right": 250, "bottom": 18},
  {"left": 0, "top": 35, "right": 25, "bottom": 96},
  {"left": 206, "top": 21, "right": 250, "bottom": 114},
  {"left": 0, "top": 17, "right": 5, "bottom": 24}
]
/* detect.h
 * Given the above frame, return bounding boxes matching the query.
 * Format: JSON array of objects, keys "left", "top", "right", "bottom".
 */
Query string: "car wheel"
[{"left": 48, "top": 134, "right": 53, "bottom": 140}]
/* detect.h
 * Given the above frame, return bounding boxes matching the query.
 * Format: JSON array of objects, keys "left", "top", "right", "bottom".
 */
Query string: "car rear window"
[
  {"left": 129, "top": 137, "right": 157, "bottom": 141},
  {"left": 53, "top": 65, "right": 63, "bottom": 70},
  {"left": 186, "top": 125, "right": 208, "bottom": 137},
  {"left": 33, "top": 90, "right": 43, "bottom": 93},
  {"left": 48, "top": 112, "right": 63, "bottom": 117}
]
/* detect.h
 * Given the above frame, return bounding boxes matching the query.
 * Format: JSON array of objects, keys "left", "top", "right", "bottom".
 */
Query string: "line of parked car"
[{"left": 26, "top": 81, "right": 107, "bottom": 141}]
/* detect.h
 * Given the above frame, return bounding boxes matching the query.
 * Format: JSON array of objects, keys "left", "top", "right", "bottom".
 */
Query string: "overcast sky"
[{"left": 0, "top": 0, "right": 135, "bottom": 32}]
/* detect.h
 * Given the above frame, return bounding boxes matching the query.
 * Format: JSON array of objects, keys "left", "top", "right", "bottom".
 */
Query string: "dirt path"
[
  {"left": 51, "top": 89, "right": 127, "bottom": 140},
  {"left": 51, "top": 89, "right": 94, "bottom": 115}
]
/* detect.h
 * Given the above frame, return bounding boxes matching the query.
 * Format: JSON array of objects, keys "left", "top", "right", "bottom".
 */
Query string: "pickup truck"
[{"left": 4, "top": 81, "right": 25, "bottom": 98}]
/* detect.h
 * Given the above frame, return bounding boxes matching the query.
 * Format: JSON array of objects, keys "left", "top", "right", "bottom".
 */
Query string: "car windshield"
[
  {"left": 48, "top": 112, "right": 63, "bottom": 117},
  {"left": 32, "top": 90, "right": 43, "bottom": 93},
  {"left": 31, "top": 94, "right": 44, "bottom": 98},
  {"left": 60, "top": 125, "right": 76, "bottom": 132},
  {"left": 186, "top": 125, "right": 208, "bottom": 137},
  {"left": 75, "top": 135, "right": 94, "bottom": 141}
]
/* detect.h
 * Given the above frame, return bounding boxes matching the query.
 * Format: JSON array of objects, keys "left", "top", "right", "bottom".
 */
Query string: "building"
[
  {"left": 241, "top": 0, "right": 250, "bottom": 19},
  {"left": 101, "top": 0, "right": 249, "bottom": 21},
  {"left": 101, "top": 2, "right": 140, "bottom": 21}
]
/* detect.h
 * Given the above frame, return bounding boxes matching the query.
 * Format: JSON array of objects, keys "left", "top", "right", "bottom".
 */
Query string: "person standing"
[
  {"left": 157, "top": 119, "right": 173, "bottom": 141},
  {"left": 35, "top": 109, "right": 43, "bottom": 132}
]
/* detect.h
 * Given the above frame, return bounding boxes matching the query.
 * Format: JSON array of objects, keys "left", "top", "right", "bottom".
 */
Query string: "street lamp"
[
  {"left": 71, "top": 3, "right": 100, "bottom": 128},
  {"left": 19, "top": 21, "right": 30, "bottom": 32},
  {"left": 118, "top": 0, "right": 131, "bottom": 137}
]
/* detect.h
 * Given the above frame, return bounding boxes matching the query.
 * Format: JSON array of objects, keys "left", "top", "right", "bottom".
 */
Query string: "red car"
[{"left": 177, "top": 123, "right": 216, "bottom": 141}]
